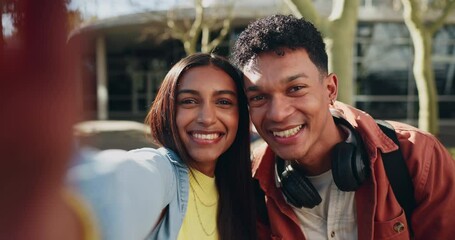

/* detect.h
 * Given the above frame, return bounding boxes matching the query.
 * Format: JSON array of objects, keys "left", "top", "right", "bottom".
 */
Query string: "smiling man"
[{"left": 232, "top": 14, "right": 455, "bottom": 240}]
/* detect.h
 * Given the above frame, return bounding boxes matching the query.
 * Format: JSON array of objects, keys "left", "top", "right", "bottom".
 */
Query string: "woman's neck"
[{"left": 190, "top": 162, "right": 216, "bottom": 177}]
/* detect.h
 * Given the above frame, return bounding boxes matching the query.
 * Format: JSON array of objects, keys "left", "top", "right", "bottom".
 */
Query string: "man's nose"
[{"left": 266, "top": 97, "right": 292, "bottom": 122}]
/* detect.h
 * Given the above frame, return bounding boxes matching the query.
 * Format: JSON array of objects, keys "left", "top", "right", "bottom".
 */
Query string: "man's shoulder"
[
  {"left": 336, "top": 102, "right": 435, "bottom": 143},
  {"left": 384, "top": 121, "right": 442, "bottom": 149},
  {"left": 334, "top": 102, "right": 438, "bottom": 153},
  {"left": 251, "top": 142, "right": 273, "bottom": 176}
]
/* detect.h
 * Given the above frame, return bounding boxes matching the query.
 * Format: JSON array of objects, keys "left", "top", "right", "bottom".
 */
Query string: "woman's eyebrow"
[
  {"left": 215, "top": 90, "right": 237, "bottom": 96},
  {"left": 177, "top": 89, "right": 237, "bottom": 96},
  {"left": 177, "top": 89, "right": 199, "bottom": 95}
]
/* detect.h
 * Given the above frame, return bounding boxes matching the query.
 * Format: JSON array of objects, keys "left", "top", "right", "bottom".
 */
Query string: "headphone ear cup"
[
  {"left": 281, "top": 167, "right": 322, "bottom": 208},
  {"left": 332, "top": 142, "right": 364, "bottom": 191}
]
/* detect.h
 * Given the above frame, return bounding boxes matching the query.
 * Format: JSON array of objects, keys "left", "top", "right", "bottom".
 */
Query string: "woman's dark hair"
[{"left": 146, "top": 53, "right": 256, "bottom": 240}]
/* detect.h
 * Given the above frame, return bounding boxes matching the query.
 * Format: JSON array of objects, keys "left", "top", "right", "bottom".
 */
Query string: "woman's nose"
[{"left": 197, "top": 103, "right": 216, "bottom": 125}]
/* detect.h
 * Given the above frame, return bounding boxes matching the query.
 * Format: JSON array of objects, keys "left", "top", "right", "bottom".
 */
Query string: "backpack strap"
[{"left": 376, "top": 120, "right": 416, "bottom": 236}]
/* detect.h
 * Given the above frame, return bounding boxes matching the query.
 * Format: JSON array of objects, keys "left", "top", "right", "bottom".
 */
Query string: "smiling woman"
[
  {"left": 70, "top": 53, "right": 256, "bottom": 240},
  {"left": 175, "top": 65, "right": 239, "bottom": 176}
]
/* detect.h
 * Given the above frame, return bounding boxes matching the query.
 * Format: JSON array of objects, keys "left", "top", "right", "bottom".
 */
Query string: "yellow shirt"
[
  {"left": 63, "top": 189, "right": 100, "bottom": 240},
  {"left": 177, "top": 168, "right": 219, "bottom": 240}
]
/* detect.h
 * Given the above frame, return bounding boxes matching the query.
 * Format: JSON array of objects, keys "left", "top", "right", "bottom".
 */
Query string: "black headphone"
[{"left": 275, "top": 115, "right": 369, "bottom": 209}]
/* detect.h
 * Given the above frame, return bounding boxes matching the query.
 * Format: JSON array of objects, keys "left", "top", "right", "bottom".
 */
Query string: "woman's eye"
[
  {"left": 179, "top": 98, "right": 197, "bottom": 105},
  {"left": 218, "top": 99, "right": 233, "bottom": 105}
]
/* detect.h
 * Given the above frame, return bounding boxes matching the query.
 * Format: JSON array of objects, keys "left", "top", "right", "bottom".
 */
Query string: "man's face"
[{"left": 243, "top": 48, "right": 338, "bottom": 166}]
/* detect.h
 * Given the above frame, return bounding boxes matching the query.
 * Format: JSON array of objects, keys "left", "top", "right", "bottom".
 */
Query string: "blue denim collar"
[{"left": 158, "top": 147, "right": 187, "bottom": 168}]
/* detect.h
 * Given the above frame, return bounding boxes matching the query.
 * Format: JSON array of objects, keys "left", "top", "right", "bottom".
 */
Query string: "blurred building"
[{"left": 70, "top": 0, "right": 455, "bottom": 145}]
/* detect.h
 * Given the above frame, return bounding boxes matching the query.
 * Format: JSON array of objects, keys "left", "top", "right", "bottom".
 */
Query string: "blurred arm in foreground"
[{"left": 0, "top": 0, "right": 91, "bottom": 239}]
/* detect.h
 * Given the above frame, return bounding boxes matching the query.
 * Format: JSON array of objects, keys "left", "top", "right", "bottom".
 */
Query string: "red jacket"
[{"left": 252, "top": 102, "right": 455, "bottom": 240}]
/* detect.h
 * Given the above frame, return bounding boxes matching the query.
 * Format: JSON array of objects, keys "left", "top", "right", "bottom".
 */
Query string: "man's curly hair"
[{"left": 232, "top": 14, "right": 328, "bottom": 74}]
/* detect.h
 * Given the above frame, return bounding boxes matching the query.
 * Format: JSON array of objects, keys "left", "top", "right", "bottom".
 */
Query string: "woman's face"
[{"left": 176, "top": 65, "right": 239, "bottom": 176}]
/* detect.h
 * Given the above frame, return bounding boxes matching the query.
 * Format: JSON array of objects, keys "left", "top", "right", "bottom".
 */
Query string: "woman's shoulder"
[
  {"left": 68, "top": 147, "right": 176, "bottom": 184},
  {"left": 68, "top": 147, "right": 179, "bottom": 240},
  {"left": 127, "top": 147, "right": 169, "bottom": 164},
  {"left": 127, "top": 147, "right": 186, "bottom": 169}
]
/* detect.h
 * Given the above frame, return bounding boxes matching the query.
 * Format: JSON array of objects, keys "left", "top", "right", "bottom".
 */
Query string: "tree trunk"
[
  {"left": 400, "top": 0, "right": 452, "bottom": 135},
  {"left": 285, "top": 0, "right": 359, "bottom": 104},
  {"left": 326, "top": 4, "right": 358, "bottom": 105},
  {"left": 409, "top": 30, "right": 439, "bottom": 134}
]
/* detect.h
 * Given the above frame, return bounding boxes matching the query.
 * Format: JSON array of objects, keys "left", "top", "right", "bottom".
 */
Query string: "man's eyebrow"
[
  {"left": 245, "top": 85, "right": 260, "bottom": 93},
  {"left": 245, "top": 73, "right": 308, "bottom": 93},
  {"left": 286, "top": 73, "right": 308, "bottom": 82}
]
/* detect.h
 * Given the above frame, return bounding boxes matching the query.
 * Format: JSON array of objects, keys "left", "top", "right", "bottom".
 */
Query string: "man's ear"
[{"left": 325, "top": 73, "right": 338, "bottom": 103}]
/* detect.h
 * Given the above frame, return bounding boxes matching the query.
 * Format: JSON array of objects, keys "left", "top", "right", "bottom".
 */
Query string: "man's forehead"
[
  {"left": 242, "top": 49, "right": 287, "bottom": 72},
  {"left": 242, "top": 51, "right": 289, "bottom": 83},
  {"left": 242, "top": 61, "right": 263, "bottom": 84},
  {"left": 243, "top": 57, "right": 259, "bottom": 73}
]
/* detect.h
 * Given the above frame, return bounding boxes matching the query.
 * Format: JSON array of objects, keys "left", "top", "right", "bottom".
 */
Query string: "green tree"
[
  {"left": 400, "top": 0, "right": 455, "bottom": 134},
  {"left": 283, "top": 0, "right": 359, "bottom": 104}
]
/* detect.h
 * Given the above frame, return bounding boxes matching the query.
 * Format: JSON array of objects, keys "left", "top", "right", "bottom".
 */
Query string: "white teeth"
[
  {"left": 192, "top": 133, "right": 219, "bottom": 140},
  {"left": 273, "top": 125, "right": 302, "bottom": 138}
]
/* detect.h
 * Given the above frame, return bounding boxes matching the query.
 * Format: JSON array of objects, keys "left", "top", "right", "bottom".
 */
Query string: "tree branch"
[
  {"left": 166, "top": 10, "right": 185, "bottom": 39},
  {"left": 282, "top": 0, "right": 302, "bottom": 18},
  {"left": 284, "top": 0, "right": 322, "bottom": 26},
  {"left": 333, "top": 0, "right": 359, "bottom": 23},
  {"left": 401, "top": 0, "right": 423, "bottom": 31},
  {"left": 428, "top": 0, "right": 455, "bottom": 34},
  {"left": 206, "top": 18, "right": 231, "bottom": 52},
  {"left": 186, "top": 0, "right": 203, "bottom": 51}
]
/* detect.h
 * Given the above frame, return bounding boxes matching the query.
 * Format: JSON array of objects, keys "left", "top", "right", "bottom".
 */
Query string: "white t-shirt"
[{"left": 291, "top": 170, "right": 358, "bottom": 240}]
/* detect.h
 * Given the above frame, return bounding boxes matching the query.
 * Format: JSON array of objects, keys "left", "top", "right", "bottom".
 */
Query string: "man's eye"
[
  {"left": 249, "top": 95, "right": 265, "bottom": 102},
  {"left": 289, "top": 86, "right": 304, "bottom": 93}
]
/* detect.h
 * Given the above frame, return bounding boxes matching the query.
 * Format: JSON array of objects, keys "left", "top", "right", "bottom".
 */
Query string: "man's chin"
[{"left": 271, "top": 148, "right": 302, "bottom": 161}]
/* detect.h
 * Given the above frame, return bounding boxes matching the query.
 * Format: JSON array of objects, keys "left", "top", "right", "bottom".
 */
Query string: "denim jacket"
[{"left": 69, "top": 147, "right": 189, "bottom": 240}]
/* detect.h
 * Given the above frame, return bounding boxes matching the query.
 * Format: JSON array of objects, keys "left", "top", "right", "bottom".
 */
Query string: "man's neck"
[{"left": 295, "top": 117, "right": 346, "bottom": 176}]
